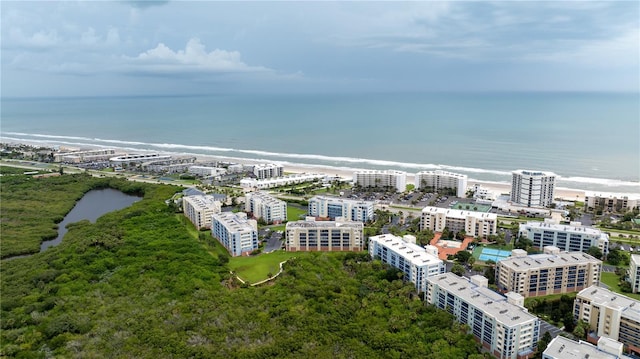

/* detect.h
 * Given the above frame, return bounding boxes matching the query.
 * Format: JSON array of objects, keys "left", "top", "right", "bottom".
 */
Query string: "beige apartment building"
[
  {"left": 421, "top": 206, "right": 497, "bottom": 238},
  {"left": 496, "top": 246, "right": 602, "bottom": 297},
  {"left": 182, "top": 194, "right": 222, "bottom": 229},
  {"left": 285, "top": 217, "right": 363, "bottom": 252},
  {"left": 574, "top": 286, "right": 640, "bottom": 355}
]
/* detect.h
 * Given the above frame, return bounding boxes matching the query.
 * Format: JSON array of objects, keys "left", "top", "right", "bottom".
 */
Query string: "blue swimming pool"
[{"left": 478, "top": 248, "right": 511, "bottom": 262}]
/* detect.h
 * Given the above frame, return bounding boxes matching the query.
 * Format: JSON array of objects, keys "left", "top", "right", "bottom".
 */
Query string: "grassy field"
[
  {"left": 228, "top": 250, "right": 307, "bottom": 283},
  {"left": 287, "top": 205, "right": 308, "bottom": 221},
  {"left": 600, "top": 272, "right": 640, "bottom": 301}
]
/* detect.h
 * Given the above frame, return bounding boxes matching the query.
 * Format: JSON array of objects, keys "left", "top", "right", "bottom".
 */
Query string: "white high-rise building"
[
  {"left": 245, "top": 191, "right": 287, "bottom": 224},
  {"left": 426, "top": 273, "right": 540, "bottom": 359},
  {"left": 211, "top": 212, "right": 258, "bottom": 257},
  {"left": 253, "top": 163, "right": 284, "bottom": 179},
  {"left": 369, "top": 234, "right": 444, "bottom": 293},
  {"left": 182, "top": 195, "right": 222, "bottom": 229},
  {"left": 420, "top": 206, "right": 497, "bottom": 238},
  {"left": 629, "top": 255, "right": 640, "bottom": 294},
  {"left": 415, "top": 170, "right": 468, "bottom": 197},
  {"left": 510, "top": 170, "right": 556, "bottom": 207},
  {"left": 286, "top": 217, "right": 363, "bottom": 252},
  {"left": 307, "top": 195, "right": 374, "bottom": 222},
  {"left": 519, "top": 219, "right": 609, "bottom": 255},
  {"left": 354, "top": 170, "right": 407, "bottom": 193}
]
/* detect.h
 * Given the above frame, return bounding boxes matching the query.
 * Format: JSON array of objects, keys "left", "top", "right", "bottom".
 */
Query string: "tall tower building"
[{"left": 510, "top": 170, "right": 556, "bottom": 207}]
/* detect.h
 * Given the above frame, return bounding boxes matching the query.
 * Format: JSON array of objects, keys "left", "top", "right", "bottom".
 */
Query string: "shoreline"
[{"left": 5, "top": 139, "right": 638, "bottom": 202}]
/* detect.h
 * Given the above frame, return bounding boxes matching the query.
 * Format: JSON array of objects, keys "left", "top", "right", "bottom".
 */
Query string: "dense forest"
[{"left": 1, "top": 171, "right": 484, "bottom": 358}]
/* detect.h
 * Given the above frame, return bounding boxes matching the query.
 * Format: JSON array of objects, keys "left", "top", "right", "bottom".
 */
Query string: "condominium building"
[
  {"left": 426, "top": 273, "right": 540, "bottom": 359},
  {"left": 253, "top": 163, "right": 284, "bottom": 179},
  {"left": 574, "top": 286, "right": 640, "bottom": 354},
  {"left": 188, "top": 165, "right": 227, "bottom": 178},
  {"left": 543, "top": 336, "right": 630, "bottom": 359},
  {"left": 245, "top": 191, "right": 287, "bottom": 224},
  {"left": 421, "top": 206, "right": 497, "bottom": 238},
  {"left": 496, "top": 246, "right": 602, "bottom": 298},
  {"left": 354, "top": 170, "right": 407, "bottom": 193},
  {"left": 519, "top": 220, "right": 609, "bottom": 255},
  {"left": 211, "top": 212, "right": 258, "bottom": 257},
  {"left": 54, "top": 149, "right": 116, "bottom": 163},
  {"left": 415, "top": 170, "right": 468, "bottom": 197},
  {"left": 307, "top": 195, "right": 375, "bottom": 222},
  {"left": 182, "top": 195, "right": 222, "bottom": 229},
  {"left": 510, "top": 170, "right": 556, "bottom": 208},
  {"left": 369, "top": 234, "right": 444, "bottom": 293},
  {"left": 628, "top": 255, "right": 640, "bottom": 294},
  {"left": 286, "top": 217, "right": 363, "bottom": 252},
  {"left": 585, "top": 192, "right": 640, "bottom": 214},
  {"left": 240, "top": 173, "right": 326, "bottom": 190}
]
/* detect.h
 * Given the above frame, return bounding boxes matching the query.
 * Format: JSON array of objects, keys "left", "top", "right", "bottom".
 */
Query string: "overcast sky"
[{"left": 1, "top": 1, "right": 638, "bottom": 97}]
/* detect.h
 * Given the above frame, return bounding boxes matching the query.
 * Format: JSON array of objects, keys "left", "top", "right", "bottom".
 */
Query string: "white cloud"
[
  {"left": 125, "top": 38, "right": 269, "bottom": 74},
  {"left": 8, "top": 28, "right": 59, "bottom": 48}
]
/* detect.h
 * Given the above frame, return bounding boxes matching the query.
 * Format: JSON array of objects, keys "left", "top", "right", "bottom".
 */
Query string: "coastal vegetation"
[{"left": 1, "top": 171, "right": 484, "bottom": 358}]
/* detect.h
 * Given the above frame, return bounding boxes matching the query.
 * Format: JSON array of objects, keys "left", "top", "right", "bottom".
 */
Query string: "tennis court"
[{"left": 478, "top": 248, "right": 511, "bottom": 262}]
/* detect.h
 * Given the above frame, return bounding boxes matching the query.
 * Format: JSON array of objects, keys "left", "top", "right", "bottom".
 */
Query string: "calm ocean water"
[{"left": 1, "top": 92, "right": 638, "bottom": 193}]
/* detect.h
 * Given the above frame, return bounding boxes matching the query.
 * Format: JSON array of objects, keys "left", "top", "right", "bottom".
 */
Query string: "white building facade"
[
  {"left": 286, "top": 217, "right": 363, "bottom": 252},
  {"left": 519, "top": 220, "right": 609, "bottom": 255},
  {"left": 307, "top": 195, "right": 375, "bottom": 222},
  {"left": 253, "top": 163, "right": 284, "bottom": 179},
  {"left": 354, "top": 170, "right": 407, "bottom": 193},
  {"left": 415, "top": 170, "right": 468, "bottom": 197},
  {"left": 244, "top": 191, "right": 287, "bottom": 224},
  {"left": 496, "top": 246, "right": 602, "bottom": 298},
  {"left": 369, "top": 234, "right": 444, "bottom": 293},
  {"left": 543, "top": 336, "right": 630, "bottom": 359},
  {"left": 629, "top": 255, "right": 640, "bottom": 294},
  {"left": 182, "top": 195, "right": 222, "bottom": 229},
  {"left": 426, "top": 273, "right": 540, "bottom": 359},
  {"left": 421, "top": 206, "right": 497, "bottom": 238},
  {"left": 240, "top": 173, "right": 326, "bottom": 190},
  {"left": 510, "top": 170, "right": 556, "bottom": 208},
  {"left": 211, "top": 212, "right": 258, "bottom": 257}
]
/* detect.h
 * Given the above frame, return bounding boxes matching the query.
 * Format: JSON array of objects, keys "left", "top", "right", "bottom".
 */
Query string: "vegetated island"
[{"left": 0, "top": 169, "right": 484, "bottom": 358}]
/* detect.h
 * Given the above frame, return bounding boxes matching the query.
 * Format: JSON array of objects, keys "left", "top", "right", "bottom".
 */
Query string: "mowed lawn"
[
  {"left": 600, "top": 272, "right": 640, "bottom": 301},
  {"left": 287, "top": 205, "right": 308, "bottom": 221},
  {"left": 229, "top": 250, "right": 308, "bottom": 284}
]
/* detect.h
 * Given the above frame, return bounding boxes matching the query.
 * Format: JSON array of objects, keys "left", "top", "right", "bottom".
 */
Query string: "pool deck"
[{"left": 430, "top": 233, "right": 473, "bottom": 260}]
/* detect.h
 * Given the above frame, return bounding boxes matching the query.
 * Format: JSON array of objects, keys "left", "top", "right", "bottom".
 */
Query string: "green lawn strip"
[
  {"left": 287, "top": 205, "right": 308, "bottom": 221},
  {"left": 228, "top": 250, "right": 305, "bottom": 283},
  {"left": 600, "top": 272, "right": 640, "bottom": 301},
  {"left": 610, "top": 237, "right": 640, "bottom": 245},
  {"left": 389, "top": 204, "right": 422, "bottom": 211},
  {"left": 597, "top": 227, "right": 640, "bottom": 236}
]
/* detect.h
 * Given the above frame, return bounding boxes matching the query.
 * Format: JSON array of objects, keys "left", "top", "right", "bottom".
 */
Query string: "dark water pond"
[{"left": 39, "top": 188, "right": 141, "bottom": 251}]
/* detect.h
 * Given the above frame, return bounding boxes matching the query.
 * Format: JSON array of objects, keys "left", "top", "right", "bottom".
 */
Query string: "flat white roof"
[
  {"left": 309, "top": 195, "right": 374, "bottom": 207},
  {"left": 520, "top": 221, "right": 607, "bottom": 237},
  {"left": 370, "top": 234, "right": 442, "bottom": 267},
  {"left": 415, "top": 170, "right": 467, "bottom": 179},
  {"left": 578, "top": 286, "right": 640, "bottom": 323},
  {"left": 428, "top": 273, "right": 537, "bottom": 327},
  {"left": 498, "top": 251, "right": 601, "bottom": 271},
  {"left": 421, "top": 206, "right": 497, "bottom": 220},
  {"left": 183, "top": 195, "right": 220, "bottom": 211},
  {"left": 631, "top": 254, "right": 640, "bottom": 266},
  {"left": 354, "top": 169, "right": 407, "bottom": 175},
  {"left": 512, "top": 169, "right": 556, "bottom": 177},
  {"left": 543, "top": 336, "right": 628, "bottom": 359},
  {"left": 286, "top": 219, "right": 363, "bottom": 230}
]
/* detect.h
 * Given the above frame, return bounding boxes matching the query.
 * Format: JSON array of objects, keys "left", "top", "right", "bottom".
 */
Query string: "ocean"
[{"left": 1, "top": 92, "right": 638, "bottom": 194}]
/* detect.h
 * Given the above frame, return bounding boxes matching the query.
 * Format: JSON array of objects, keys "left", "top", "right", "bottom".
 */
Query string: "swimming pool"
[{"left": 478, "top": 248, "right": 511, "bottom": 262}]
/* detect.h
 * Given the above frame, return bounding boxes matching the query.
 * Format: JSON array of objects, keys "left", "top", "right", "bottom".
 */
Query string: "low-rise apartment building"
[
  {"left": 369, "top": 234, "right": 444, "bottom": 293},
  {"left": 574, "top": 286, "right": 640, "bottom": 354},
  {"left": 628, "top": 255, "right": 640, "bottom": 294},
  {"left": 240, "top": 173, "right": 326, "bottom": 190},
  {"left": 211, "top": 212, "right": 258, "bottom": 257},
  {"left": 585, "top": 192, "right": 640, "bottom": 214},
  {"left": 308, "top": 195, "right": 374, "bottom": 222},
  {"left": 496, "top": 246, "right": 602, "bottom": 297},
  {"left": 519, "top": 220, "right": 609, "bottom": 255},
  {"left": 182, "top": 195, "right": 222, "bottom": 229},
  {"left": 426, "top": 273, "right": 539, "bottom": 359},
  {"left": 415, "top": 170, "right": 468, "bottom": 197},
  {"left": 543, "top": 336, "right": 630, "bottom": 359},
  {"left": 245, "top": 191, "right": 287, "bottom": 224},
  {"left": 286, "top": 217, "right": 363, "bottom": 252},
  {"left": 353, "top": 170, "right": 407, "bottom": 193},
  {"left": 421, "top": 206, "right": 497, "bottom": 238}
]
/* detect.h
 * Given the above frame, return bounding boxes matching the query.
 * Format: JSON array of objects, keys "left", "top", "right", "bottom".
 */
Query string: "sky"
[{"left": 1, "top": 1, "right": 638, "bottom": 97}]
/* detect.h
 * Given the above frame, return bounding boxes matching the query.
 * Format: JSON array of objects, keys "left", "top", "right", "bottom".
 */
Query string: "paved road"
[
  {"left": 264, "top": 232, "right": 283, "bottom": 253},
  {"left": 538, "top": 319, "right": 563, "bottom": 339}
]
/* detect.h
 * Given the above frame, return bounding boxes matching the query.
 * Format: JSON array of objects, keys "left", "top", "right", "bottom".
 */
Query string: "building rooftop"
[
  {"left": 631, "top": 254, "right": 640, "bottom": 266},
  {"left": 421, "top": 206, "right": 497, "bottom": 220},
  {"left": 543, "top": 336, "right": 630, "bottom": 359},
  {"left": 578, "top": 286, "right": 640, "bottom": 323},
  {"left": 286, "top": 218, "right": 363, "bottom": 230},
  {"left": 429, "top": 272, "right": 538, "bottom": 327},
  {"left": 512, "top": 169, "right": 556, "bottom": 177},
  {"left": 183, "top": 195, "right": 221, "bottom": 211},
  {"left": 415, "top": 170, "right": 467, "bottom": 179},
  {"left": 309, "top": 195, "right": 374, "bottom": 207},
  {"left": 520, "top": 221, "right": 608, "bottom": 238},
  {"left": 213, "top": 212, "right": 256, "bottom": 232},
  {"left": 246, "top": 191, "right": 286, "bottom": 206},
  {"left": 354, "top": 169, "right": 407, "bottom": 175},
  {"left": 498, "top": 251, "right": 601, "bottom": 271},
  {"left": 370, "top": 234, "right": 442, "bottom": 268},
  {"left": 584, "top": 191, "right": 640, "bottom": 201}
]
